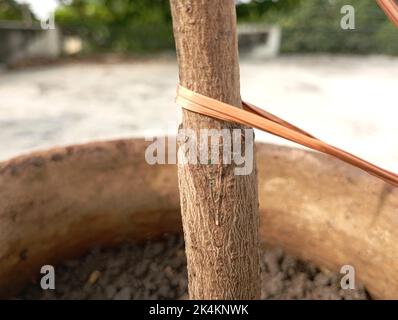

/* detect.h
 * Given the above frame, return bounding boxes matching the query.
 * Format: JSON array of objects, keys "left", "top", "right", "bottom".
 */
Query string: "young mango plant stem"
[{"left": 169, "top": 0, "right": 261, "bottom": 299}]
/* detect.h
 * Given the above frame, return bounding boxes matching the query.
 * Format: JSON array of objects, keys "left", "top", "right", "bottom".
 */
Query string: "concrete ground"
[{"left": 0, "top": 55, "right": 397, "bottom": 172}]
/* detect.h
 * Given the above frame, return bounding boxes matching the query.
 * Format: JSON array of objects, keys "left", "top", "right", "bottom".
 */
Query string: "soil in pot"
[{"left": 18, "top": 234, "right": 369, "bottom": 300}]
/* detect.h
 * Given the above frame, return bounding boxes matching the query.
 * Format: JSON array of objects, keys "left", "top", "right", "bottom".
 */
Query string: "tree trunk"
[{"left": 169, "top": 0, "right": 260, "bottom": 299}]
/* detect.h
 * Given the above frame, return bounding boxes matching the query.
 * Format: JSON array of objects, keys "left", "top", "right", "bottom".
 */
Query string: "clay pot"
[{"left": 0, "top": 138, "right": 397, "bottom": 299}]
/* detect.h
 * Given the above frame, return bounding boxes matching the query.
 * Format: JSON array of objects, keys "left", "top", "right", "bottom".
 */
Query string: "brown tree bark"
[{"left": 169, "top": 0, "right": 261, "bottom": 299}]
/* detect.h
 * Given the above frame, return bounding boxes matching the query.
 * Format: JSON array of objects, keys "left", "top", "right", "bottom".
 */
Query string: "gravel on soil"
[{"left": 18, "top": 234, "right": 369, "bottom": 300}]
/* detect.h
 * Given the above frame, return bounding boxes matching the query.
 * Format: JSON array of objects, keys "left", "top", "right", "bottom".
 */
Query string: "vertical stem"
[{"left": 170, "top": 0, "right": 260, "bottom": 299}]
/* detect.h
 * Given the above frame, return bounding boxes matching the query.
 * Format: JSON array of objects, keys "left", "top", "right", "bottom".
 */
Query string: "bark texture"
[{"left": 169, "top": 0, "right": 261, "bottom": 299}]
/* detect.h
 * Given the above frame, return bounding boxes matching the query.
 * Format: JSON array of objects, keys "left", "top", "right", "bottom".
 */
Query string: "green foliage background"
[
  {"left": 55, "top": 0, "right": 174, "bottom": 52},
  {"left": 3, "top": 0, "right": 395, "bottom": 55},
  {"left": 274, "top": 0, "right": 398, "bottom": 55},
  {"left": 0, "top": 0, "right": 29, "bottom": 20},
  {"left": 54, "top": 0, "right": 300, "bottom": 53}
]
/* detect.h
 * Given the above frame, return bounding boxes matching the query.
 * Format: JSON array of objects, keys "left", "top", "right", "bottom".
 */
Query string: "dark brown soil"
[{"left": 18, "top": 234, "right": 369, "bottom": 300}]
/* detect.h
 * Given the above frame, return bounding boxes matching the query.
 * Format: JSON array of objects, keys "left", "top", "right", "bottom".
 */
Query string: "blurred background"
[{"left": 0, "top": 0, "right": 397, "bottom": 172}]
